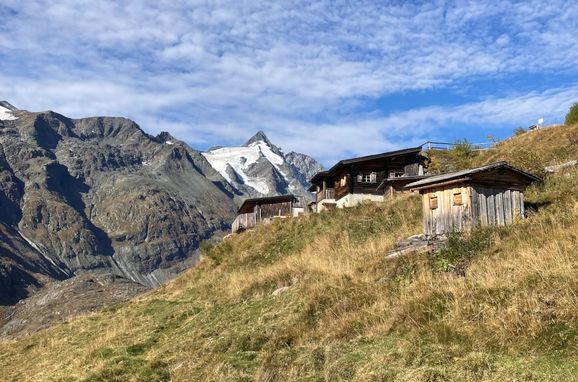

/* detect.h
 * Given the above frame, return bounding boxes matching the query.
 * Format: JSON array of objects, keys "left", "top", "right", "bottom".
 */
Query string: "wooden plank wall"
[
  {"left": 351, "top": 168, "right": 385, "bottom": 195},
  {"left": 423, "top": 185, "right": 472, "bottom": 235},
  {"left": 470, "top": 186, "right": 524, "bottom": 227},
  {"left": 257, "top": 201, "right": 292, "bottom": 219},
  {"left": 334, "top": 172, "right": 350, "bottom": 200},
  {"left": 232, "top": 200, "right": 293, "bottom": 233},
  {"left": 232, "top": 212, "right": 257, "bottom": 233}
]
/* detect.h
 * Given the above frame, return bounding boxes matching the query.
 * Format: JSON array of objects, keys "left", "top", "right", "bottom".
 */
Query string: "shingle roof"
[
  {"left": 309, "top": 146, "right": 423, "bottom": 184},
  {"left": 405, "top": 161, "right": 540, "bottom": 190},
  {"left": 237, "top": 194, "right": 297, "bottom": 214}
]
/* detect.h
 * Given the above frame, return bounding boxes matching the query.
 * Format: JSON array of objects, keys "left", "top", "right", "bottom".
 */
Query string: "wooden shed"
[
  {"left": 232, "top": 195, "right": 303, "bottom": 233},
  {"left": 405, "top": 162, "right": 540, "bottom": 236}
]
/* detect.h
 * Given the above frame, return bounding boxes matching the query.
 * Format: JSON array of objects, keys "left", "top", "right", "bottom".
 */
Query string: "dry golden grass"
[{"left": 1, "top": 126, "right": 578, "bottom": 381}]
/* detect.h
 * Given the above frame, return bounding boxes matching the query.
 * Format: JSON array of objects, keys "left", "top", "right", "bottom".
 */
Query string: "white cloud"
[{"left": 0, "top": 0, "right": 578, "bottom": 165}]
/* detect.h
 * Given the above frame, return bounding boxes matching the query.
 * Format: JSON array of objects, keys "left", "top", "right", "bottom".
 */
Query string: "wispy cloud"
[{"left": 1, "top": 1, "right": 578, "bottom": 165}]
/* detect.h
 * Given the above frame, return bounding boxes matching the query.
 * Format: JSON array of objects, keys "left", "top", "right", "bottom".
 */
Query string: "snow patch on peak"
[
  {"left": 202, "top": 145, "right": 273, "bottom": 194},
  {"left": 0, "top": 105, "right": 17, "bottom": 121},
  {"left": 203, "top": 132, "right": 321, "bottom": 199}
]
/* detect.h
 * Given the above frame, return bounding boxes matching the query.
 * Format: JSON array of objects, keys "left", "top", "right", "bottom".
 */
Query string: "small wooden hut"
[
  {"left": 405, "top": 162, "right": 540, "bottom": 236},
  {"left": 232, "top": 195, "right": 303, "bottom": 233}
]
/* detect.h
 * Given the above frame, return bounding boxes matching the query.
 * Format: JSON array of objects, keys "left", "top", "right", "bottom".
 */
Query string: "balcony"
[{"left": 317, "top": 188, "right": 335, "bottom": 202}]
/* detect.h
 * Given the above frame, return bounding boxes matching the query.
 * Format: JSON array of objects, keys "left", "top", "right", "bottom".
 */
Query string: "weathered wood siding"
[
  {"left": 422, "top": 185, "right": 472, "bottom": 235},
  {"left": 351, "top": 167, "right": 385, "bottom": 196},
  {"left": 257, "top": 201, "right": 292, "bottom": 220},
  {"left": 232, "top": 212, "right": 257, "bottom": 233},
  {"left": 384, "top": 178, "right": 422, "bottom": 198},
  {"left": 232, "top": 201, "right": 293, "bottom": 233},
  {"left": 334, "top": 172, "right": 350, "bottom": 200},
  {"left": 470, "top": 186, "right": 524, "bottom": 227},
  {"left": 422, "top": 185, "right": 525, "bottom": 235}
]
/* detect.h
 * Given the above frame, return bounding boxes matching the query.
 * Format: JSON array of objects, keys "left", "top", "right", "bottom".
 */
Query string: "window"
[
  {"left": 453, "top": 192, "right": 463, "bottom": 206},
  {"left": 389, "top": 169, "right": 404, "bottom": 178},
  {"left": 429, "top": 195, "right": 438, "bottom": 209},
  {"left": 340, "top": 176, "right": 346, "bottom": 187},
  {"left": 357, "top": 172, "right": 377, "bottom": 183}
]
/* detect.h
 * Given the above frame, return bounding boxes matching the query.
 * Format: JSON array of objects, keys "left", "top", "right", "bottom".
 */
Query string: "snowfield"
[
  {"left": 202, "top": 140, "right": 289, "bottom": 195},
  {"left": 0, "top": 105, "right": 17, "bottom": 121}
]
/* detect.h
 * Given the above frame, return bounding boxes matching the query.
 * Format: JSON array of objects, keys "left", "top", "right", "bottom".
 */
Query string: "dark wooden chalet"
[
  {"left": 308, "top": 147, "right": 428, "bottom": 211},
  {"left": 405, "top": 162, "right": 540, "bottom": 236},
  {"left": 232, "top": 195, "right": 304, "bottom": 233}
]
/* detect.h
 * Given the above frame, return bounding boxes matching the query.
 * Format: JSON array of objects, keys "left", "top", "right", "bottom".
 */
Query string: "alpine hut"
[
  {"left": 231, "top": 194, "right": 304, "bottom": 233},
  {"left": 405, "top": 162, "right": 540, "bottom": 236},
  {"left": 308, "top": 147, "right": 429, "bottom": 212}
]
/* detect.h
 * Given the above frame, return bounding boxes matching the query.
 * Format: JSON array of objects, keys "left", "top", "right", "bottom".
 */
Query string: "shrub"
[
  {"left": 427, "top": 139, "right": 477, "bottom": 174},
  {"left": 564, "top": 103, "right": 578, "bottom": 125},
  {"left": 513, "top": 127, "right": 526, "bottom": 136},
  {"left": 430, "top": 228, "right": 494, "bottom": 275}
]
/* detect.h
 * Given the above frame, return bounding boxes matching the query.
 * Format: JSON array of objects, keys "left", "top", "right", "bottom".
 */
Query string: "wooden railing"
[
  {"left": 421, "top": 141, "right": 494, "bottom": 151},
  {"left": 317, "top": 188, "right": 335, "bottom": 202}
]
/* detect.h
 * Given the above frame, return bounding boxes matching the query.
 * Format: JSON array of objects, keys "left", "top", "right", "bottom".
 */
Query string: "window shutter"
[
  {"left": 357, "top": 174, "right": 362, "bottom": 182},
  {"left": 453, "top": 192, "right": 463, "bottom": 206},
  {"left": 370, "top": 172, "right": 377, "bottom": 183},
  {"left": 429, "top": 196, "right": 438, "bottom": 209}
]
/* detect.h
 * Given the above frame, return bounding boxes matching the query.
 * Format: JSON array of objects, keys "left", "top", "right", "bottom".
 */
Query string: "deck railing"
[
  {"left": 421, "top": 141, "right": 494, "bottom": 151},
  {"left": 317, "top": 188, "right": 335, "bottom": 202}
]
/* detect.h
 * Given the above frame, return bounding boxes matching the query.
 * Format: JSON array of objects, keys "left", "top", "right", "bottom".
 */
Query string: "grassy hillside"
[
  {"left": 1, "top": 125, "right": 578, "bottom": 381},
  {"left": 429, "top": 124, "right": 578, "bottom": 175}
]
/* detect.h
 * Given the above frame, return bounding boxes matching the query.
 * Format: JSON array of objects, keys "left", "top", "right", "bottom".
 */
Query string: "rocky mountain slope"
[
  {"left": 202, "top": 131, "right": 322, "bottom": 198},
  {"left": 0, "top": 103, "right": 240, "bottom": 304},
  {"left": 285, "top": 151, "right": 324, "bottom": 188}
]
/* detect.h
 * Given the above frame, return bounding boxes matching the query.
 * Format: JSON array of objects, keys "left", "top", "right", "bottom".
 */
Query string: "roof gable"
[
  {"left": 310, "top": 146, "right": 423, "bottom": 184},
  {"left": 405, "top": 162, "right": 540, "bottom": 190},
  {"left": 238, "top": 194, "right": 297, "bottom": 214}
]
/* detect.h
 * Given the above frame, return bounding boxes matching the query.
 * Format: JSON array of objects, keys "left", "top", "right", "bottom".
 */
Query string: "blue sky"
[{"left": 1, "top": 1, "right": 578, "bottom": 166}]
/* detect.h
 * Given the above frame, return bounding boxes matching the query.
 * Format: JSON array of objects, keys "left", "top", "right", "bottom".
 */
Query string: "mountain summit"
[
  {"left": 202, "top": 131, "right": 322, "bottom": 198},
  {"left": 244, "top": 130, "right": 272, "bottom": 147}
]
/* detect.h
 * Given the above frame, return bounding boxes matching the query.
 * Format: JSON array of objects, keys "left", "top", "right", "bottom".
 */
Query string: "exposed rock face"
[
  {"left": 285, "top": 151, "right": 324, "bottom": 185},
  {"left": 202, "top": 131, "right": 323, "bottom": 199},
  {"left": 0, "top": 105, "right": 238, "bottom": 297}
]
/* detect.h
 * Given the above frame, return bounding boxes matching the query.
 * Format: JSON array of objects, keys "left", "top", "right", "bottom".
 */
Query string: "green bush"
[
  {"left": 430, "top": 228, "right": 494, "bottom": 275},
  {"left": 427, "top": 139, "right": 477, "bottom": 174},
  {"left": 565, "top": 103, "right": 578, "bottom": 125},
  {"left": 514, "top": 127, "right": 526, "bottom": 136}
]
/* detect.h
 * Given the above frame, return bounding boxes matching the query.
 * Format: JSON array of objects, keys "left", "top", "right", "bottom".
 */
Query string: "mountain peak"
[
  {"left": 155, "top": 131, "right": 176, "bottom": 144},
  {"left": 0, "top": 101, "right": 18, "bottom": 111},
  {"left": 244, "top": 130, "right": 271, "bottom": 146}
]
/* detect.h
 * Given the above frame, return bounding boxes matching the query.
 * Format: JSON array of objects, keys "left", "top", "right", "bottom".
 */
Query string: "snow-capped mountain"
[{"left": 202, "top": 131, "right": 322, "bottom": 199}]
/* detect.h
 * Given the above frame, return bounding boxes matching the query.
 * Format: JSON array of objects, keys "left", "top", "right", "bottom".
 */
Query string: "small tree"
[{"left": 565, "top": 103, "right": 578, "bottom": 125}]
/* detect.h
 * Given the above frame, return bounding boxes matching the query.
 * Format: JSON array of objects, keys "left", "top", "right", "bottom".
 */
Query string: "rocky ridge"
[{"left": 0, "top": 104, "right": 239, "bottom": 306}]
